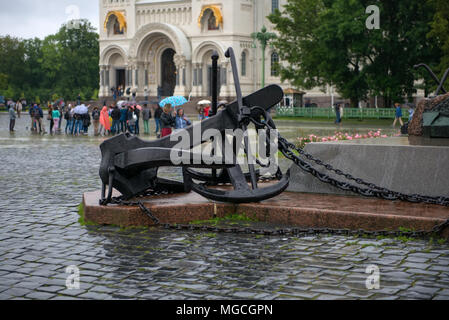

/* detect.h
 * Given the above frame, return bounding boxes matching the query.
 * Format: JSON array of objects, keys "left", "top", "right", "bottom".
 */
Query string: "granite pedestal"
[{"left": 287, "top": 137, "right": 449, "bottom": 198}]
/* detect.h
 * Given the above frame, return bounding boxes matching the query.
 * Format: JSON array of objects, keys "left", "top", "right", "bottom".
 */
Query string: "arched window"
[
  {"left": 271, "top": 52, "right": 279, "bottom": 77},
  {"left": 241, "top": 51, "right": 247, "bottom": 76}
]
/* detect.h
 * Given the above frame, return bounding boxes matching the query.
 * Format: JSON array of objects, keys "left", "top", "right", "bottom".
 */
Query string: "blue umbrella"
[{"left": 159, "top": 96, "right": 188, "bottom": 108}]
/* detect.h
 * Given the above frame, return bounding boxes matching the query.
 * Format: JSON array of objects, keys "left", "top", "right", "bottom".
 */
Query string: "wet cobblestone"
[{"left": 0, "top": 115, "right": 448, "bottom": 300}]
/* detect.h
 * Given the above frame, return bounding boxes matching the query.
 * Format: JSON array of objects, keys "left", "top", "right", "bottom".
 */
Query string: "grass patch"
[
  {"left": 190, "top": 212, "right": 259, "bottom": 227},
  {"left": 77, "top": 203, "right": 99, "bottom": 227}
]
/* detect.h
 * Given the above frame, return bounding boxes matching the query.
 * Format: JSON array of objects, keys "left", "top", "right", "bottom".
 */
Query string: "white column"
[
  {"left": 105, "top": 66, "right": 110, "bottom": 96},
  {"left": 219, "top": 61, "right": 232, "bottom": 98},
  {"left": 174, "top": 54, "right": 187, "bottom": 96},
  {"left": 99, "top": 65, "right": 105, "bottom": 97}
]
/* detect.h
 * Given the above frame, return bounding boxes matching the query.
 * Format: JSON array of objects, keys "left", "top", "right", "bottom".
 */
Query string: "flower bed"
[{"left": 296, "top": 130, "right": 400, "bottom": 149}]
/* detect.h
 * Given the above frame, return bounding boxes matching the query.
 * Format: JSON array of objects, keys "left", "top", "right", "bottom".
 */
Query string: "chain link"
[{"left": 277, "top": 135, "right": 449, "bottom": 236}]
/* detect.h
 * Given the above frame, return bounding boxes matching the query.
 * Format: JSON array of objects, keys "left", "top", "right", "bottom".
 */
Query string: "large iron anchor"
[{"left": 99, "top": 47, "right": 290, "bottom": 205}]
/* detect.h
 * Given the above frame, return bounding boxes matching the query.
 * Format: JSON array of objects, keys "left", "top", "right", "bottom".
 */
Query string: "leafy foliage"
[
  {"left": 268, "top": 0, "right": 441, "bottom": 107},
  {"left": 0, "top": 20, "right": 99, "bottom": 103},
  {"left": 428, "top": 0, "right": 449, "bottom": 77}
]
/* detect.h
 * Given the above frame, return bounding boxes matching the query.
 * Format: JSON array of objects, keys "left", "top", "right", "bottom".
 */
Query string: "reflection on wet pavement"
[{"left": 0, "top": 114, "right": 448, "bottom": 300}]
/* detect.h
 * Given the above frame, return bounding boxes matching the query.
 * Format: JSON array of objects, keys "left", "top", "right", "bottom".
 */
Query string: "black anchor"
[{"left": 99, "top": 47, "right": 290, "bottom": 205}]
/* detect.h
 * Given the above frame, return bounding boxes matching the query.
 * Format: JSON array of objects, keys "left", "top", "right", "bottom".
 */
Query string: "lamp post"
[{"left": 251, "top": 26, "right": 277, "bottom": 89}]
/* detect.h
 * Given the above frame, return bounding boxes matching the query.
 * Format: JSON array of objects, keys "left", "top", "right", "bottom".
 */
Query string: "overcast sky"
[{"left": 0, "top": 0, "right": 99, "bottom": 39}]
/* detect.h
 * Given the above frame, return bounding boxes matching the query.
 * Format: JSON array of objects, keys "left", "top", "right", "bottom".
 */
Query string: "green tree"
[
  {"left": 40, "top": 35, "right": 62, "bottom": 89},
  {"left": 0, "top": 20, "right": 99, "bottom": 103},
  {"left": 55, "top": 20, "right": 99, "bottom": 100},
  {"left": 428, "top": 0, "right": 449, "bottom": 78},
  {"left": 268, "top": 0, "right": 439, "bottom": 107},
  {"left": 0, "top": 36, "right": 27, "bottom": 92},
  {"left": 23, "top": 38, "right": 44, "bottom": 91}
]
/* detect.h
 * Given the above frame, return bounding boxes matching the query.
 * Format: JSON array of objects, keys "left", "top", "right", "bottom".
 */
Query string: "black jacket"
[
  {"left": 155, "top": 107, "right": 163, "bottom": 119},
  {"left": 160, "top": 112, "right": 175, "bottom": 129},
  {"left": 111, "top": 108, "right": 121, "bottom": 121}
]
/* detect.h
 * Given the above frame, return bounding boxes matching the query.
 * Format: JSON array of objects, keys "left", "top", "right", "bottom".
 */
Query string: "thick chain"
[
  {"left": 279, "top": 136, "right": 449, "bottom": 206},
  {"left": 108, "top": 192, "right": 435, "bottom": 238},
  {"left": 110, "top": 187, "right": 446, "bottom": 239},
  {"left": 277, "top": 135, "right": 449, "bottom": 236}
]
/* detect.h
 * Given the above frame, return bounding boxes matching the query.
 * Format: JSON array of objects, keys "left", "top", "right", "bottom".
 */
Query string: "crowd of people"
[{"left": 6, "top": 98, "right": 195, "bottom": 139}]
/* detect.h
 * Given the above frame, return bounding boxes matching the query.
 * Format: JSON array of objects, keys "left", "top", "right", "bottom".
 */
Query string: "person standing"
[
  {"left": 142, "top": 104, "right": 152, "bottom": 135},
  {"left": 35, "top": 104, "right": 45, "bottom": 134},
  {"left": 48, "top": 105, "right": 54, "bottom": 135},
  {"left": 132, "top": 89, "right": 137, "bottom": 102},
  {"left": 134, "top": 104, "right": 141, "bottom": 135},
  {"left": 335, "top": 103, "right": 342, "bottom": 125},
  {"left": 21, "top": 99, "right": 27, "bottom": 112},
  {"left": 70, "top": 105, "right": 76, "bottom": 135},
  {"left": 393, "top": 103, "right": 404, "bottom": 128},
  {"left": 127, "top": 106, "right": 136, "bottom": 134},
  {"left": 99, "top": 106, "right": 111, "bottom": 136},
  {"left": 120, "top": 105, "right": 128, "bottom": 133},
  {"left": 58, "top": 100, "right": 65, "bottom": 131},
  {"left": 160, "top": 104, "right": 175, "bottom": 138},
  {"left": 82, "top": 106, "right": 91, "bottom": 135},
  {"left": 204, "top": 105, "right": 211, "bottom": 119},
  {"left": 16, "top": 101, "right": 22, "bottom": 118},
  {"left": 76, "top": 93, "right": 81, "bottom": 106},
  {"left": 92, "top": 107, "right": 101, "bottom": 136},
  {"left": 154, "top": 104, "right": 163, "bottom": 136},
  {"left": 144, "top": 87, "right": 149, "bottom": 102},
  {"left": 198, "top": 106, "right": 205, "bottom": 121},
  {"left": 408, "top": 105, "right": 415, "bottom": 122},
  {"left": 111, "top": 105, "right": 121, "bottom": 135},
  {"left": 9, "top": 103, "right": 16, "bottom": 132},
  {"left": 175, "top": 108, "right": 191, "bottom": 131},
  {"left": 64, "top": 104, "right": 73, "bottom": 135},
  {"left": 73, "top": 109, "right": 83, "bottom": 136},
  {"left": 29, "top": 104, "right": 36, "bottom": 131},
  {"left": 52, "top": 107, "right": 61, "bottom": 135}
]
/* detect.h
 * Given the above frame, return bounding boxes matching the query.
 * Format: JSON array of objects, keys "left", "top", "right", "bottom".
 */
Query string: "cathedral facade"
[{"left": 98, "top": 0, "right": 299, "bottom": 100}]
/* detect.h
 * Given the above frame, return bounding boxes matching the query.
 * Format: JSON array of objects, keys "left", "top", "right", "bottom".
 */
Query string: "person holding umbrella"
[
  {"left": 127, "top": 105, "right": 137, "bottom": 134},
  {"left": 82, "top": 105, "right": 92, "bottom": 135},
  {"left": 160, "top": 104, "right": 176, "bottom": 138},
  {"left": 73, "top": 104, "right": 88, "bottom": 136},
  {"left": 197, "top": 100, "right": 211, "bottom": 120}
]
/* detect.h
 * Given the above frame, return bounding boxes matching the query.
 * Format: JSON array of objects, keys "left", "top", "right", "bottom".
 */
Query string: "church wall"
[{"left": 99, "top": 0, "right": 292, "bottom": 100}]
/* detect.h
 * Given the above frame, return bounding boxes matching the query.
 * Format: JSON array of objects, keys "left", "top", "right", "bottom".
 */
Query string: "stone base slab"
[
  {"left": 83, "top": 189, "right": 449, "bottom": 238},
  {"left": 287, "top": 138, "right": 449, "bottom": 198}
]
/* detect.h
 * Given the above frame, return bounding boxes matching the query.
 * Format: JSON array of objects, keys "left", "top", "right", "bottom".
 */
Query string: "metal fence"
[{"left": 276, "top": 106, "right": 411, "bottom": 120}]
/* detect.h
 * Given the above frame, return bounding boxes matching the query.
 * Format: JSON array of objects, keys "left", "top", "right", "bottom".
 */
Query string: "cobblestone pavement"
[{"left": 0, "top": 115, "right": 448, "bottom": 300}]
